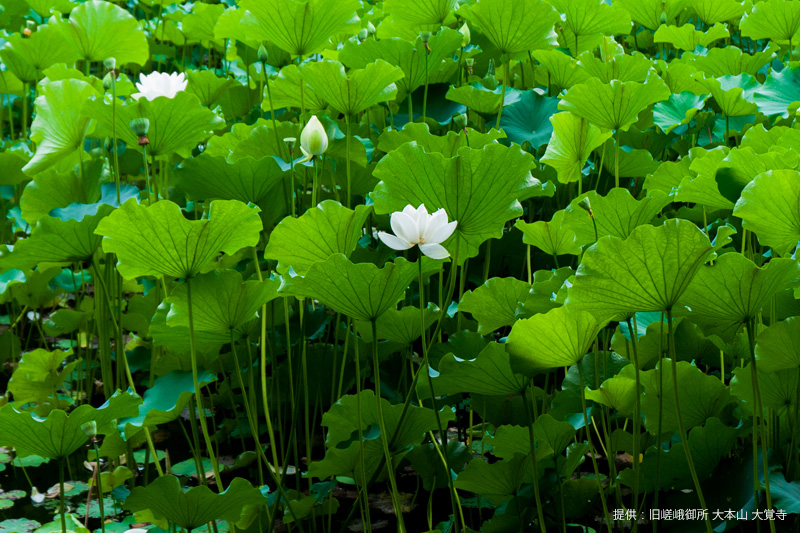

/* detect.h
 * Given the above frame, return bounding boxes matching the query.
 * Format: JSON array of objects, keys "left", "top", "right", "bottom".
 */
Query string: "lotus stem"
[
  {"left": 186, "top": 276, "right": 223, "bottom": 488},
  {"left": 416, "top": 257, "right": 467, "bottom": 531},
  {"left": 746, "top": 319, "right": 778, "bottom": 533},
  {"left": 521, "top": 381, "right": 548, "bottom": 533},
  {"left": 578, "top": 359, "right": 613, "bottom": 533},
  {"left": 59, "top": 457, "right": 67, "bottom": 533},
  {"left": 626, "top": 316, "right": 642, "bottom": 533},
  {"left": 370, "top": 317, "right": 408, "bottom": 533},
  {"left": 346, "top": 114, "right": 352, "bottom": 208},
  {"left": 666, "top": 308, "right": 713, "bottom": 533},
  {"left": 496, "top": 54, "right": 509, "bottom": 130}
]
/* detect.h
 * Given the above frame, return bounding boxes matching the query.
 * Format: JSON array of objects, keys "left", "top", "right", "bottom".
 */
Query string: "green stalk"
[
  {"left": 300, "top": 301, "right": 313, "bottom": 492},
  {"left": 746, "top": 319, "right": 778, "bottom": 533},
  {"left": 416, "top": 259, "right": 464, "bottom": 532},
  {"left": 142, "top": 144, "right": 152, "bottom": 206},
  {"left": 252, "top": 248, "right": 281, "bottom": 471},
  {"left": 186, "top": 277, "right": 223, "bottom": 488},
  {"left": 496, "top": 54, "right": 509, "bottom": 130},
  {"left": 110, "top": 73, "right": 121, "bottom": 204},
  {"left": 422, "top": 45, "right": 429, "bottom": 122},
  {"left": 666, "top": 308, "right": 712, "bottom": 533},
  {"left": 370, "top": 318, "right": 408, "bottom": 533},
  {"left": 345, "top": 114, "right": 352, "bottom": 208},
  {"left": 21, "top": 82, "right": 27, "bottom": 140},
  {"left": 59, "top": 458, "right": 67, "bottom": 533},
  {"left": 577, "top": 362, "right": 613, "bottom": 533},
  {"left": 92, "top": 441, "right": 106, "bottom": 533},
  {"left": 311, "top": 156, "right": 319, "bottom": 207},
  {"left": 626, "top": 317, "right": 642, "bottom": 533},
  {"left": 614, "top": 128, "right": 620, "bottom": 189},
  {"left": 231, "top": 334, "right": 265, "bottom": 485},
  {"left": 352, "top": 320, "right": 373, "bottom": 533},
  {"left": 521, "top": 381, "right": 548, "bottom": 533}
]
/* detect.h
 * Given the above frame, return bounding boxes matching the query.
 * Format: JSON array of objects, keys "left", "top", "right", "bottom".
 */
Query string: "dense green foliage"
[{"left": 1, "top": 0, "right": 800, "bottom": 532}]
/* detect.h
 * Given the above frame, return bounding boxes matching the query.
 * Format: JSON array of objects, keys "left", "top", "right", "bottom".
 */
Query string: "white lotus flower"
[
  {"left": 378, "top": 204, "right": 457, "bottom": 259},
  {"left": 131, "top": 71, "right": 188, "bottom": 101},
  {"left": 300, "top": 116, "right": 328, "bottom": 161},
  {"left": 31, "top": 487, "right": 44, "bottom": 504}
]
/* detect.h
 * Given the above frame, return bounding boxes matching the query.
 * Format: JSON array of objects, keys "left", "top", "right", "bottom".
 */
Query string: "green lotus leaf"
[
  {"left": 50, "top": 182, "right": 140, "bottom": 221},
  {"left": 149, "top": 304, "right": 229, "bottom": 356},
  {"left": 561, "top": 186, "right": 669, "bottom": 247},
  {"left": 0, "top": 390, "right": 141, "bottom": 459},
  {"left": 5, "top": 267, "right": 62, "bottom": 309},
  {"left": 240, "top": 0, "right": 361, "bottom": 56},
  {"left": 300, "top": 59, "right": 403, "bottom": 116},
  {"left": 0, "top": 69, "right": 24, "bottom": 96},
  {"left": 755, "top": 317, "right": 800, "bottom": 373},
  {"left": 25, "top": 0, "right": 75, "bottom": 16},
  {"left": 370, "top": 304, "right": 439, "bottom": 346},
  {"left": 311, "top": 389, "right": 455, "bottom": 482},
  {"left": 559, "top": 75, "right": 671, "bottom": 132},
  {"left": 696, "top": 74, "right": 759, "bottom": 117},
  {"left": 20, "top": 159, "right": 108, "bottom": 226},
  {"left": 532, "top": 49, "right": 590, "bottom": 91},
  {"left": 57, "top": 0, "right": 149, "bottom": 66},
  {"left": 120, "top": 370, "right": 217, "bottom": 438},
  {"left": 734, "top": 170, "right": 800, "bottom": 256},
  {"left": 515, "top": 210, "right": 581, "bottom": 257},
  {"left": 600, "top": 138, "right": 659, "bottom": 179},
  {"left": 84, "top": 91, "right": 225, "bottom": 159},
  {"left": 95, "top": 199, "right": 262, "bottom": 280},
  {"left": 322, "top": 389, "right": 455, "bottom": 452},
  {"left": 506, "top": 305, "right": 601, "bottom": 376},
  {"left": 377, "top": 123, "right": 506, "bottom": 156},
  {"left": 677, "top": 253, "right": 800, "bottom": 340},
  {"left": 567, "top": 219, "right": 715, "bottom": 320},
  {"left": 8, "top": 348, "right": 79, "bottom": 406},
  {"left": 174, "top": 152, "right": 287, "bottom": 207},
  {"left": 283, "top": 254, "right": 417, "bottom": 321},
  {"left": 615, "top": 0, "right": 693, "bottom": 30},
  {"left": 457, "top": 0, "right": 560, "bottom": 56},
  {"left": 124, "top": 475, "right": 265, "bottom": 530},
  {"left": 740, "top": 0, "right": 800, "bottom": 43},
  {"left": 516, "top": 267, "right": 573, "bottom": 317},
  {"left": 262, "top": 65, "right": 327, "bottom": 113},
  {"left": 0, "top": 24, "right": 77, "bottom": 83},
  {"left": 730, "top": 366, "right": 797, "bottom": 414},
  {"left": 23, "top": 79, "right": 98, "bottom": 176},
  {"left": 0, "top": 151, "right": 31, "bottom": 186},
  {"left": 407, "top": 441, "right": 472, "bottom": 492},
  {"left": 383, "top": 0, "right": 456, "bottom": 30},
  {"left": 584, "top": 364, "right": 637, "bottom": 418},
  {"left": 460, "top": 276, "right": 532, "bottom": 334},
  {"left": 419, "top": 341, "right": 527, "bottom": 398},
  {"left": 618, "top": 417, "right": 736, "bottom": 493},
  {"left": 164, "top": 269, "right": 281, "bottom": 337},
  {"left": 265, "top": 200, "right": 370, "bottom": 275},
  {"left": 682, "top": 44, "right": 778, "bottom": 77},
  {"left": 576, "top": 52, "right": 654, "bottom": 84},
  {"left": 653, "top": 92, "right": 709, "bottom": 134},
  {"left": 224, "top": 121, "right": 301, "bottom": 163},
  {"left": 692, "top": 0, "right": 745, "bottom": 25},
  {"left": 549, "top": 0, "right": 631, "bottom": 37},
  {"left": 181, "top": 2, "right": 224, "bottom": 44},
  {"left": 499, "top": 92, "right": 559, "bottom": 149},
  {"left": 186, "top": 69, "right": 237, "bottom": 108},
  {"left": 454, "top": 453, "right": 535, "bottom": 505},
  {"left": 754, "top": 66, "right": 800, "bottom": 118},
  {"left": 339, "top": 29, "right": 462, "bottom": 98},
  {"left": 372, "top": 142, "right": 545, "bottom": 262},
  {"left": 445, "top": 83, "right": 518, "bottom": 116},
  {"left": 654, "top": 23, "right": 729, "bottom": 51},
  {"left": 0, "top": 205, "right": 113, "bottom": 272}
]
